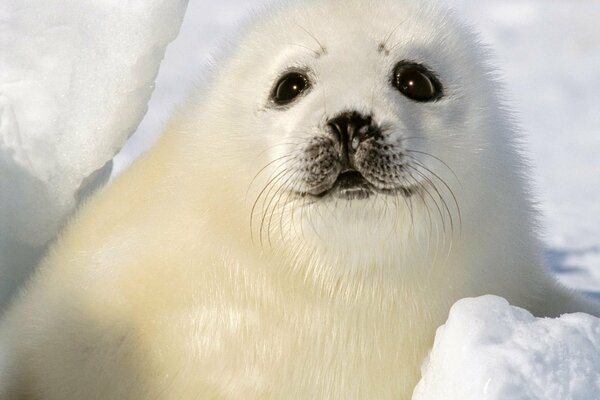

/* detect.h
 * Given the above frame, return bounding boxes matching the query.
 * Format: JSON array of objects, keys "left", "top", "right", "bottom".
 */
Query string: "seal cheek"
[{"left": 293, "top": 137, "right": 341, "bottom": 195}]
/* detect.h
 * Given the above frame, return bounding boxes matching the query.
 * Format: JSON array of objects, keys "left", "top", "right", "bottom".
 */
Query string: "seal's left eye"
[
  {"left": 392, "top": 63, "right": 443, "bottom": 102},
  {"left": 271, "top": 72, "right": 310, "bottom": 106}
]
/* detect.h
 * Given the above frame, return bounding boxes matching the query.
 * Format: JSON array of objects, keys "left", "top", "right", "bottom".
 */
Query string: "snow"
[
  {"left": 413, "top": 296, "right": 600, "bottom": 400},
  {"left": 0, "top": 0, "right": 188, "bottom": 305}
]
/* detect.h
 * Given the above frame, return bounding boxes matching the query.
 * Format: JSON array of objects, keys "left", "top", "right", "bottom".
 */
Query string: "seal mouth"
[
  {"left": 311, "top": 170, "right": 373, "bottom": 200},
  {"left": 308, "top": 170, "right": 416, "bottom": 200},
  {"left": 331, "top": 170, "right": 373, "bottom": 200}
]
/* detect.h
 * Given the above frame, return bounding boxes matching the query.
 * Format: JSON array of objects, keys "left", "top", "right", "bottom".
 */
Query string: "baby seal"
[{"left": 1, "top": 0, "right": 598, "bottom": 398}]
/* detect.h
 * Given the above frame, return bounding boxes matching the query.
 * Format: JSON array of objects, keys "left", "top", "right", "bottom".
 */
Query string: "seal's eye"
[
  {"left": 271, "top": 72, "right": 310, "bottom": 106},
  {"left": 392, "top": 63, "right": 443, "bottom": 102}
]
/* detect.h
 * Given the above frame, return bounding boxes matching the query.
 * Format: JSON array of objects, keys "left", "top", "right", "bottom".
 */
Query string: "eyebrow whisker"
[{"left": 294, "top": 23, "right": 327, "bottom": 56}]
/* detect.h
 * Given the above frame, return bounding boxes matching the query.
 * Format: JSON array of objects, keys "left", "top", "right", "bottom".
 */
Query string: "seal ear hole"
[
  {"left": 392, "top": 62, "right": 443, "bottom": 102},
  {"left": 271, "top": 72, "right": 311, "bottom": 106}
]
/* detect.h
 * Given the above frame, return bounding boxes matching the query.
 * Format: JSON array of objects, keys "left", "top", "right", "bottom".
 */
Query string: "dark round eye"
[
  {"left": 392, "top": 63, "right": 443, "bottom": 102},
  {"left": 271, "top": 72, "right": 310, "bottom": 105}
]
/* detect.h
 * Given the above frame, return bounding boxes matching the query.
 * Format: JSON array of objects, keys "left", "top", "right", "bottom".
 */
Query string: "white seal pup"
[{"left": 1, "top": 0, "right": 599, "bottom": 398}]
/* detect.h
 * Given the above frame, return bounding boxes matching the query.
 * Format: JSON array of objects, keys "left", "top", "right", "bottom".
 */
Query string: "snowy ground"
[
  {"left": 414, "top": 296, "right": 600, "bottom": 400},
  {"left": 115, "top": 0, "right": 600, "bottom": 297}
]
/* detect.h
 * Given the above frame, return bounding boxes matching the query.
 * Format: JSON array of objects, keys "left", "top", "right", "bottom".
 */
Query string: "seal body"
[{"left": 1, "top": 0, "right": 598, "bottom": 399}]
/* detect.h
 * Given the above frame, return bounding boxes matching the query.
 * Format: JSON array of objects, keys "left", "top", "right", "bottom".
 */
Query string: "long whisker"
[
  {"left": 403, "top": 158, "right": 453, "bottom": 233},
  {"left": 404, "top": 154, "right": 462, "bottom": 234},
  {"left": 278, "top": 176, "right": 303, "bottom": 243},
  {"left": 399, "top": 185, "right": 414, "bottom": 234},
  {"left": 405, "top": 149, "right": 462, "bottom": 188},
  {"left": 265, "top": 169, "right": 303, "bottom": 247},
  {"left": 259, "top": 167, "right": 297, "bottom": 247},
  {"left": 406, "top": 164, "right": 452, "bottom": 235},
  {"left": 250, "top": 163, "right": 294, "bottom": 246},
  {"left": 404, "top": 165, "right": 447, "bottom": 234},
  {"left": 246, "top": 154, "right": 294, "bottom": 201},
  {"left": 402, "top": 168, "right": 434, "bottom": 237}
]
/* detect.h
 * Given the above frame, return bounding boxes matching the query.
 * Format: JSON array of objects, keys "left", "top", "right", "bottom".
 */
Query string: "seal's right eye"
[{"left": 271, "top": 72, "right": 310, "bottom": 106}]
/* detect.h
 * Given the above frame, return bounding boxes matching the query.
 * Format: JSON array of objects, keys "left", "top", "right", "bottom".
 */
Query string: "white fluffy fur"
[{"left": 1, "top": 0, "right": 598, "bottom": 398}]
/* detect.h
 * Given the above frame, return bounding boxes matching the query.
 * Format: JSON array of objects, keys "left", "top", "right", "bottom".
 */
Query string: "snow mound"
[
  {"left": 0, "top": 0, "right": 188, "bottom": 305},
  {"left": 413, "top": 295, "right": 600, "bottom": 400}
]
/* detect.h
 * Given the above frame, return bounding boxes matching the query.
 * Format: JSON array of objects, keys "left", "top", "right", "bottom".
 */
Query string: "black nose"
[{"left": 327, "top": 111, "right": 375, "bottom": 150}]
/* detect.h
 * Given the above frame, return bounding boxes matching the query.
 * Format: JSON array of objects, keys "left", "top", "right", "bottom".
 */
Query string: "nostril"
[
  {"left": 327, "top": 112, "right": 375, "bottom": 146},
  {"left": 327, "top": 120, "right": 344, "bottom": 143}
]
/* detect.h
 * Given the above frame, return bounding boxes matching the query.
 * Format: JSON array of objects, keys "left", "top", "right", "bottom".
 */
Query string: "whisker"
[
  {"left": 402, "top": 169, "right": 434, "bottom": 237},
  {"left": 246, "top": 154, "right": 294, "bottom": 201},
  {"left": 298, "top": 193, "right": 309, "bottom": 243},
  {"left": 265, "top": 169, "right": 303, "bottom": 247},
  {"left": 405, "top": 149, "right": 462, "bottom": 188},
  {"left": 307, "top": 193, "right": 328, "bottom": 244},
  {"left": 406, "top": 164, "right": 453, "bottom": 234},
  {"left": 399, "top": 185, "right": 414, "bottom": 235},
  {"left": 398, "top": 136, "right": 431, "bottom": 142},
  {"left": 404, "top": 165, "right": 447, "bottom": 234},
  {"left": 379, "top": 19, "right": 408, "bottom": 54},
  {"left": 294, "top": 23, "right": 327, "bottom": 55},
  {"left": 289, "top": 43, "right": 321, "bottom": 57},
  {"left": 278, "top": 177, "right": 303, "bottom": 243},
  {"left": 404, "top": 155, "right": 462, "bottom": 234},
  {"left": 259, "top": 167, "right": 297, "bottom": 247},
  {"left": 250, "top": 164, "right": 294, "bottom": 246},
  {"left": 321, "top": 83, "right": 329, "bottom": 124}
]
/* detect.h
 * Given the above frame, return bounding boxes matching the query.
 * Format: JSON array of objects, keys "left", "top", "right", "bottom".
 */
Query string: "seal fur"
[{"left": 1, "top": 0, "right": 599, "bottom": 398}]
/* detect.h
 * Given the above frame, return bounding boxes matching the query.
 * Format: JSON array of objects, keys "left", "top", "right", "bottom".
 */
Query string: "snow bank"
[
  {"left": 413, "top": 295, "right": 600, "bottom": 400},
  {"left": 113, "top": 0, "right": 253, "bottom": 173},
  {"left": 0, "top": 0, "right": 188, "bottom": 306}
]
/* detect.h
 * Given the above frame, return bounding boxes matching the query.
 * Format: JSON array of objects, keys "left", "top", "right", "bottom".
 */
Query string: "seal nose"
[{"left": 327, "top": 111, "right": 375, "bottom": 151}]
